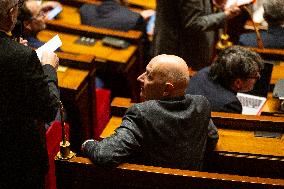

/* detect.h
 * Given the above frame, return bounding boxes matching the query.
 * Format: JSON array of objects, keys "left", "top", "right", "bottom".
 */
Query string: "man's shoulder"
[
  {"left": 3, "top": 38, "right": 34, "bottom": 57},
  {"left": 185, "top": 94, "right": 210, "bottom": 105}
]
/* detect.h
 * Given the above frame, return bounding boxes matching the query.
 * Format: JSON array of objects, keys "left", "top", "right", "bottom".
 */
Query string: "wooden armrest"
[{"left": 46, "top": 20, "right": 142, "bottom": 42}]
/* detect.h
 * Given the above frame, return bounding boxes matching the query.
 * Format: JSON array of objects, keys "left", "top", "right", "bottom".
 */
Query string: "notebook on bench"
[{"left": 237, "top": 62, "right": 273, "bottom": 115}]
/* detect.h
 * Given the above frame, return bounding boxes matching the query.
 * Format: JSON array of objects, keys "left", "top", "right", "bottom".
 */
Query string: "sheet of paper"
[
  {"left": 237, "top": 93, "right": 267, "bottom": 115},
  {"left": 47, "top": 6, "right": 63, "bottom": 20},
  {"left": 36, "top": 34, "right": 62, "bottom": 60},
  {"left": 225, "top": 0, "right": 253, "bottom": 9}
]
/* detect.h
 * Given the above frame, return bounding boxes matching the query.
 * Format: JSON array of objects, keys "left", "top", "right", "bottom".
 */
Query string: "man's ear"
[{"left": 163, "top": 82, "right": 174, "bottom": 97}]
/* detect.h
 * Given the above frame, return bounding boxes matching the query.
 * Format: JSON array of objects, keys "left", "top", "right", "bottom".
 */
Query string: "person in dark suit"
[
  {"left": 79, "top": 0, "right": 154, "bottom": 32},
  {"left": 153, "top": 0, "right": 242, "bottom": 71},
  {"left": 17, "top": 1, "right": 61, "bottom": 49},
  {"left": 0, "top": 0, "right": 60, "bottom": 188},
  {"left": 239, "top": 0, "right": 284, "bottom": 49},
  {"left": 186, "top": 46, "right": 263, "bottom": 113},
  {"left": 82, "top": 54, "right": 218, "bottom": 170}
]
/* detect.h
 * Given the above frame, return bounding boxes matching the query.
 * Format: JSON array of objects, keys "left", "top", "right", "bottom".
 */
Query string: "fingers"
[
  {"left": 224, "top": 5, "right": 241, "bottom": 19},
  {"left": 19, "top": 38, "right": 28, "bottom": 46},
  {"left": 41, "top": 51, "right": 59, "bottom": 70}
]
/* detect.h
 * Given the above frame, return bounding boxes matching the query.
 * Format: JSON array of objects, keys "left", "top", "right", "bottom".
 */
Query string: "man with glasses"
[
  {"left": 0, "top": 0, "right": 60, "bottom": 188},
  {"left": 17, "top": 0, "right": 54, "bottom": 49},
  {"left": 186, "top": 46, "right": 263, "bottom": 114}
]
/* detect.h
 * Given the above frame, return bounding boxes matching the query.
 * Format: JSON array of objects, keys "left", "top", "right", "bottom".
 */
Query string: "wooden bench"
[
  {"left": 55, "top": 156, "right": 284, "bottom": 189},
  {"left": 105, "top": 97, "right": 284, "bottom": 178}
]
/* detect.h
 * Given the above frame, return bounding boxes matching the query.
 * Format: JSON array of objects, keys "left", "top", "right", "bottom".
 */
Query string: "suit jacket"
[
  {"left": 0, "top": 31, "right": 60, "bottom": 188},
  {"left": 186, "top": 67, "right": 242, "bottom": 113},
  {"left": 83, "top": 95, "right": 219, "bottom": 170},
  {"left": 239, "top": 26, "right": 284, "bottom": 49},
  {"left": 80, "top": 0, "right": 145, "bottom": 32},
  {"left": 153, "top": 0, "right": 226, "bottom": 70}
]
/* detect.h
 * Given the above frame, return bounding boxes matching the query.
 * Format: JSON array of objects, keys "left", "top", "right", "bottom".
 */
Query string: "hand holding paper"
[
  {"left": 36, "top": 34, "right": 62, "bottom": 61},
  {"left": 36, "top": 34, "right": 62, "bottom": 70}
]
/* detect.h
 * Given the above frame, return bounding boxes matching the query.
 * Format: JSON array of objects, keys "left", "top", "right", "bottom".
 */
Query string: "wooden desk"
[
  {"left": 271, "top": 62, "right": 284, "bottom": 85},
  {"left": 127, "top": 0, "right": 156, "bottom": 9},
  {"left": 57, "top": 67, "right": 94, "bottom": 152},
  {"left": 38, "top": 30, "right": 137, "bottom": 64},
  {"left": 101, "top": 116, "right": 284, "bottom": 178},
  {"left": 55, "top": 156, "right": 284, "bottom": 189},
  {"left": 101, "top": 117, "right": 284, "bottom": 157}
]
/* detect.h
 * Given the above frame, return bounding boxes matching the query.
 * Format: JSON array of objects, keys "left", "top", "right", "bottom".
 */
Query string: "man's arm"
[
  {"left": 177, "top": 0, "right": 240, "bottom": 33},
  {"left": 82, "top": 106, "right": 144, "bottom": 166},
  {"left": 24, "top": 50, "right": 60, "bottom": 122}
]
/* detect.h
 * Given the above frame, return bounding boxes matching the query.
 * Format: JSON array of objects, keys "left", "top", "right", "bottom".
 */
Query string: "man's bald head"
[{"left": 137, "top": 54, "right": 189, "bottom": 101}]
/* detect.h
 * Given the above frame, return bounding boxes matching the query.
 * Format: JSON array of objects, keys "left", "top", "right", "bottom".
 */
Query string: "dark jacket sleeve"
[
  {"left": 23, "top": 50, "right": 60, "bottom": 122},
  {"left": 177, "top": 0, "right": 226, "bottom": 33},
  {"left": 82, "top": 105, "right": 143, "bottom": 166},
  {"left": 222, "top": 101, "right": 243, "bottom": 114}
]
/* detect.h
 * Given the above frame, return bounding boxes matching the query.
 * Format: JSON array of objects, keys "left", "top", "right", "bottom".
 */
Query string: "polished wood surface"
[
  {"left": 57, "top": 67, "right": 89, "bottom": 90},
  {"left": 37, "top": 30, "right": 137, "bottom": 64},
  {"left": 127, "top": 0, "right": 156, "bottom": 9},
  {"left": 271, "top": 62, "right": 284, "bottom": 85},
  {"left": 55, "top": 156, "right": 284, "bottom": 189}
]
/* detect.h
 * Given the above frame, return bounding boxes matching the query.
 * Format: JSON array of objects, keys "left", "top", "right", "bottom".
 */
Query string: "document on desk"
[
  {"left": 36, "top": 34, "right": 62, "bottom": 60},
  {"left": 237, "top": 93, "right": 267, "bottom": 115},
  {"left": 225, "top": 0, "right": 253, "bottom": 9}
]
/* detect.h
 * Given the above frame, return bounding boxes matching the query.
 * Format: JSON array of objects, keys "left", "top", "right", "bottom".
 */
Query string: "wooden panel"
[
  {"left": 37, "top": 30, "right": 137, "bottom": 64},
  {"left": 57, "top": 68, "right": 88, "bottom": 90},
  {"left": 127, "top": 0, "right": 156, "bottom": 9},
  {"left": 55, "top": 156, "right": 284, "bottom": 189}
]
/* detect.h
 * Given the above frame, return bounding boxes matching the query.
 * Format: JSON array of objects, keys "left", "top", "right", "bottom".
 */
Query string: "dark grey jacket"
[
  {"left": 153, "top": 0, "right": 226, "bottom": 70},
  {"left": 83, "top": 95, "right": 218, "bottom": 170}
]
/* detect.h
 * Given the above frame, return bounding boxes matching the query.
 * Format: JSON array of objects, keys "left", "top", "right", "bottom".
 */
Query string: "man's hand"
[
  {"left": 41, "top": 51, "right": 59, "bottom": 70},
  {"left": 224, "top": 3, "right": 241, "bottom": 19},
  {"left": 19, "top": 37, "right": 28, "bottom": 46}
]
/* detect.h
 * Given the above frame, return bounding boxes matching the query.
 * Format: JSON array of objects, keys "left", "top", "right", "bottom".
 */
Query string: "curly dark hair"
[
  {"left": 263, "top": 0, "right": 284, "bottom": 26},
  {"left": 209, "top": 46, "right": 263, "bottom": 89}
]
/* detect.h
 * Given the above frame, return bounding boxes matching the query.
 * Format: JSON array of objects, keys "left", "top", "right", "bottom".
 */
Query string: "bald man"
[{"left": 82, "top": 54, "right": 218, "bottom": 170}]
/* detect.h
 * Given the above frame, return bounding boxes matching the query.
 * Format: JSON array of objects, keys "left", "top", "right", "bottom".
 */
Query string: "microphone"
[
  {"left": 11, "top": 20, "right": 23, "bottom": 42},
  {"left": 242, "top": 5, "right": 264, "bottom": 49}
]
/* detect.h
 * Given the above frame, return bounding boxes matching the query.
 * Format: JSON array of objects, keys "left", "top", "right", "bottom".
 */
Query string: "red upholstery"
[
  {"left": 45, "top": 121, "right": 69, "bottom": 189},
  {"left": 94, "top": 89, "right": 111, "bottom": 140}
]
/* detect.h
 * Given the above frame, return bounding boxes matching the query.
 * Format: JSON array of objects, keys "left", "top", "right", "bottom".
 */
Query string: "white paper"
[
  {"left": 225, "top": 0, "right": 253, "bottom": 9},
  {"left": 47, "top": 6, "right": 63, "bottom": 20},
  {"left": 36, "top": 34, "right": 62, "bottom": 60},
  {"left": 237, "top": 93, "right": 267, "bottom": 115}
]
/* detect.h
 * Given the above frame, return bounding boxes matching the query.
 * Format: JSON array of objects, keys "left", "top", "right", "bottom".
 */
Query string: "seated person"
[
  {"left": 239, "top": 0, "right": 284, "bottom": 49},
  {"left": 186, "top": 46, "right": 263, "bottom": 114},
  {"left": 82, "top": 54, "right": 219, "bottom": 170},
  {"left": 17, "top": 0, "right": 60, "bottom": 49},
  {"left": 17, "top": 1, "right": 105, "bottom": 88},
  {"left": 79, "top": 0, "right": 154, "bottom": 32}
]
